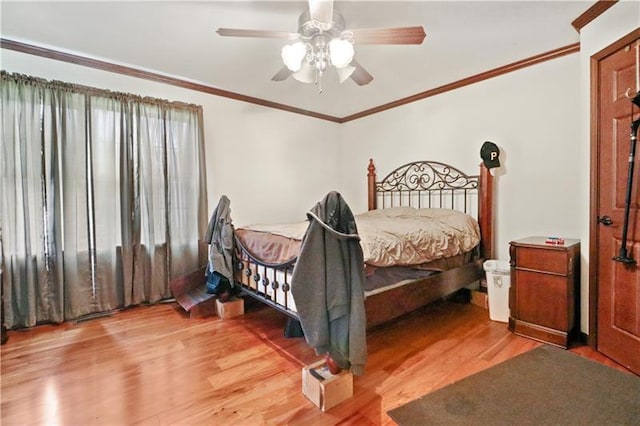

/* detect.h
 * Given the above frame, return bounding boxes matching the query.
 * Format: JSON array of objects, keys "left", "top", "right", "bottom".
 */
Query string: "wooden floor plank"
[{"left": 0, "top": 299, "right": 629, "bottom": 425}]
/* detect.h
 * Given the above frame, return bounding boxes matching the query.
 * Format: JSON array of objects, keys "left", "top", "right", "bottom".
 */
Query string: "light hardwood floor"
[{"left": 0, "top": 298, "right": 629, "bottom": 425}]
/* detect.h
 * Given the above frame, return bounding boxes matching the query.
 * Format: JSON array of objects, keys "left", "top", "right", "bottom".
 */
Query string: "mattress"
[{"left": 235, "top": 207, "right": 481, "bottom": 267}]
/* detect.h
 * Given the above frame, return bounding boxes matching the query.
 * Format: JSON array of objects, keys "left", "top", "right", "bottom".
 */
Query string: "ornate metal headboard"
[
  {"left": 368, "top": 159, "right": 479, "bottom": 215},
  {"left": 367, "top": 158, "right": 494, "bottom": 258}
]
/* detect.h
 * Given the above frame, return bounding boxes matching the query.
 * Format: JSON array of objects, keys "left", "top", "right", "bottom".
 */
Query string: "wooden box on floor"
[
  {"left": 471, "top": 289, "right": 488, "bottom": 310},
  {"left": 215, "top": 297, "right": 244, "bottom": 319},
  {"left": 302, "top": 359, "right": 353, "bottom": 412},
  {"left": 188, "top": 298, "right": 218, "bottom": 318},
  {"left": 170, "top": 267, "right": 218, "bottom": 318}
]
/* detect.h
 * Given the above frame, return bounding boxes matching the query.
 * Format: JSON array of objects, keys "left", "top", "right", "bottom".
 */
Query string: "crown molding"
[
  {"left": 571, "top": 0, "right": 618, "bottom": 33},
  {"left": 339, "top": 43, "right": 580, "bottom": 123},
  {"left": 2, "top": 38, "right": 579, "bottom": 124},
  {"left": 0, "top": 38, "right": 341, "bottom": 123}
]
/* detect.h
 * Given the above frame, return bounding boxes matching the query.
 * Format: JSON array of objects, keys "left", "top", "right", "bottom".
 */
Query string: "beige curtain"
[{"left": 0, "top": 71, "right": 207, "bottom": 328}]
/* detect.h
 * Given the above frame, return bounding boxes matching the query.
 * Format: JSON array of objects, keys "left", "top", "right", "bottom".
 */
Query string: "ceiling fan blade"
[
  {"left": 216, "top": 28, "right": 299, "bottom": 40},
  {"left": 336, "top": 65, "right": 356, "bottom": 84},
  {"left": 271, "top": 66, "right": 292, "bottom": 82},
  {"left": 308, "top": 0, "right": 334, "bottom": 23},
  {"left": 349, "top": 26, "right": 426, "bottom": 45},
  {"left": 350, "top": 60, "right": 373, "bottom": 86}
]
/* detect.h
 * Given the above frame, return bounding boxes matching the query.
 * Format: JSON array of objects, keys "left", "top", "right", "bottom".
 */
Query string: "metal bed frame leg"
[{"left": 284, "top": 317, "right": 304, "bottom": 338}]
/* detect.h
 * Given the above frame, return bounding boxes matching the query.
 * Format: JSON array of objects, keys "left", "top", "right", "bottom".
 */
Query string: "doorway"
[{"left": 591, "top": 30, "right": 640, "bottom": 375}]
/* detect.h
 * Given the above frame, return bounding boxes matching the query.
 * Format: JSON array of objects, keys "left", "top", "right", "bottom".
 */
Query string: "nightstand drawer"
[{"left": 514, "top": 246, "right": 569, "bottom": 275}]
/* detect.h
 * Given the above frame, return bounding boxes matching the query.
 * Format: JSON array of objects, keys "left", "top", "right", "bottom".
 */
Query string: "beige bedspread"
[{"left": 236, "top": 207, "right": 480, "bottom": 267}]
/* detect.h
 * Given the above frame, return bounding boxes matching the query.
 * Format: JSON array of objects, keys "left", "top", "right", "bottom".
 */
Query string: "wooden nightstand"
[{"left": 508, "top": 237, "right": 580, "bottom": 348}]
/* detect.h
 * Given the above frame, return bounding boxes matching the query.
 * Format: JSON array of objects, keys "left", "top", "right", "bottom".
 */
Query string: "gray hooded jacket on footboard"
[
  {"left": 291, "top": 191, "right": 367, "bottom": 375},
  {"left": 204, "top": 195, "right": 234, "bottom": 284}
]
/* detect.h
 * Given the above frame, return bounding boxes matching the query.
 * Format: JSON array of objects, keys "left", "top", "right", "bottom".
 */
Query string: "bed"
[{"left": 231, "top": 159, "right": 494, "bottom": 329}]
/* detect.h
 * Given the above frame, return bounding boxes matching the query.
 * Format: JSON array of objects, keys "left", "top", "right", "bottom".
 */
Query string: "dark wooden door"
[{"left": 596, "top": 38, "right": 640, "bottom": 375}]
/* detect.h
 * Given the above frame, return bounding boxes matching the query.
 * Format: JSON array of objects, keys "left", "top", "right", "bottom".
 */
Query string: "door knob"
[{"left": 597, "top": 215, "right": 613, "bottom": 226}]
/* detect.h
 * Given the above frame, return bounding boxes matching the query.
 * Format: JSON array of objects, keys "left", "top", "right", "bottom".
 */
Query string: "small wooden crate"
[
  {"left": 188, "top": 297, "right": 218, "bottom": 318},
  {"left": 302, "top": 359, "right": 353, "bottom": 412},
  {"left": 170, "top": 266, "right": 218, "bottom": 318},
  {"left": 215, "top": 297, "right": 244, "bottom": 319},
  {"left": 471, "top": 289, "right": 488, "bottom": 310}
]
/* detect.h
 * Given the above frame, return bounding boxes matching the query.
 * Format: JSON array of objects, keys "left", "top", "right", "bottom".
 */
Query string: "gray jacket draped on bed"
[
  {"left": 291, "top": 191, "right": 367, "bottom": 375},
  {"left": 204, "top": 195, "right": 234, "bottom": 284}
]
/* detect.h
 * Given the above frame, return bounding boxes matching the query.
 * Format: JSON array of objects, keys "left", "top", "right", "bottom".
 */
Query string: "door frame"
[{"left": 588, "top": 28, "right": 640, "bottom": 348}]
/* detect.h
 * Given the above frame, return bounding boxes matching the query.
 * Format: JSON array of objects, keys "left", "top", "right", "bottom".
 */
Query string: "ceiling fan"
[{"left": 216, "top": 0, "right": 426, "bottom": 90}]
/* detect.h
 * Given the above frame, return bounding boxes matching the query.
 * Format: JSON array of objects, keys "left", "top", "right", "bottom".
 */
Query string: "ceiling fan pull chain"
[{"left": 317, "top": 69, "right": 323, "bottom": 93}]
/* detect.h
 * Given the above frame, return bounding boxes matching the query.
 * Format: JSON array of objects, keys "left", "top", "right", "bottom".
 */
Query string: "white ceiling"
[{"left": 0, "top": 1, "right": 591, "bottom": 118}]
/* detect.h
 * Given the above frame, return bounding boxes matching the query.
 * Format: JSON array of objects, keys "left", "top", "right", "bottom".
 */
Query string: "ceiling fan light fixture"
[
  {"left": 336, "top": 64, "right": 356, "bottom": 83},
  {"left": 328, "top": 38, "right": 354, "bottom": 68},
  {"left": 292, "top": 60, "right": 316, "bottom": 83},
  {"left": 217, "top": 0, "right": 427, "bottom": 89},
  {"left": 281, "top": 42, "right": 307, "bottom": 72}
]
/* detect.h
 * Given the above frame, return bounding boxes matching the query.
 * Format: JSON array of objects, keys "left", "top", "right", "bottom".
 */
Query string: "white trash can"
[{"left": 483, "top": 260, "right": 511, "bottom": 322}]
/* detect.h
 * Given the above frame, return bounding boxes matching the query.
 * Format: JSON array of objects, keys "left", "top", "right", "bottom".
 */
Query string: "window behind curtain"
[{"left": 0, "top": 72, "right": 208, "bottom": 328}]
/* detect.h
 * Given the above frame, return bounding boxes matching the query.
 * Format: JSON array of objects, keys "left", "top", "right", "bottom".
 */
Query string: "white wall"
[
  {"left": 340, "top": 54, "right": 582, "bottom": 262},
  {"left": 0, "top": 45, "right": 586, "bottom": 329},
  {"left": 339, "top": 1, "right": 639, "bottom": 334},
  {"left": 340, "top": 53, "right": 586, "bottom": 330},
  {"left": 0, "top": 49, "right": 342, "bottom": 227},
  {"left": 4, "top": 2, "right": 637, "bottom": 334}
]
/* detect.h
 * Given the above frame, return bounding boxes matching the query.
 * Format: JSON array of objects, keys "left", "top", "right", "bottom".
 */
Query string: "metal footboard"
[{"left": 233, "top": 235, "right": 299, "bottom": 320}]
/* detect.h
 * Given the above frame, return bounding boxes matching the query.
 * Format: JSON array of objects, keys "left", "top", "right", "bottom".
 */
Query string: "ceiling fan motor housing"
[{"left": 298, "top": 10, "right": 346, "bottom": 39}]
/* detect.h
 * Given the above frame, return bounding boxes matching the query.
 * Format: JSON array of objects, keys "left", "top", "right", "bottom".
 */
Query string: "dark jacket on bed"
[
  {"left": 204, "top": 195, "right": 234, "bottom": 284},
  {"left": 291, "top": 191, "right": 367, "bottom": 375}
]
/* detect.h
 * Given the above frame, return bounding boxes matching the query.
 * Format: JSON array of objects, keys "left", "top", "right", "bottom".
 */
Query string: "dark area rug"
[{"left": 388, "top": 345, "right": 640, "bottom": 425}]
